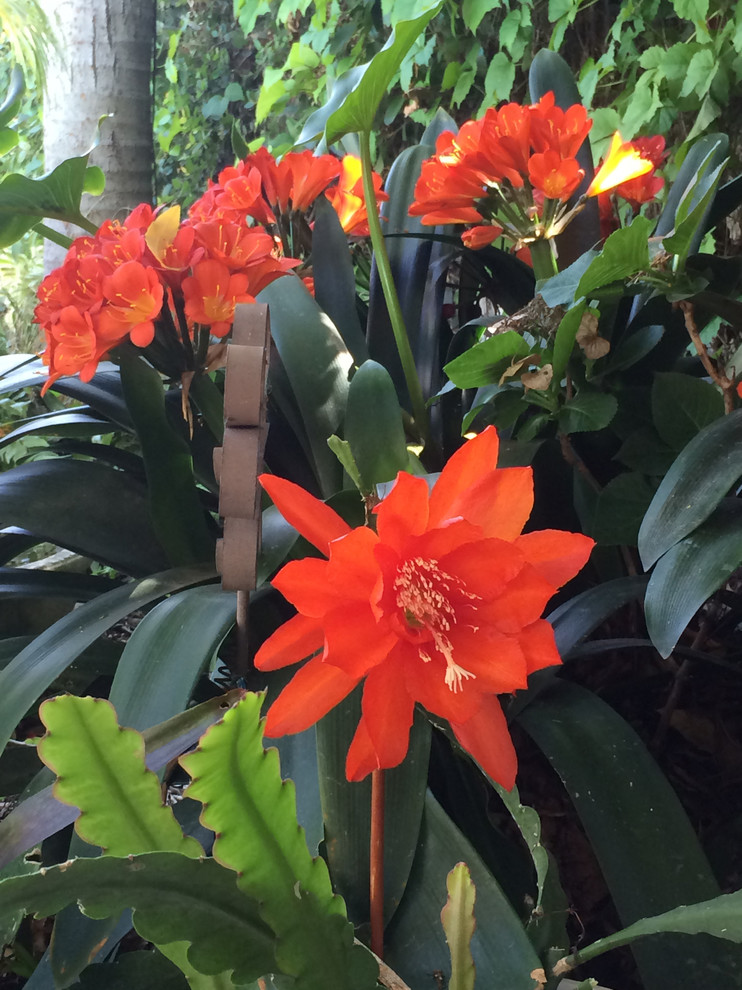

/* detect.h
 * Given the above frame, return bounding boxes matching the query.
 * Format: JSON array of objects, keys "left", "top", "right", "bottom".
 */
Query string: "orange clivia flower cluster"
[
  {"left": 36, "top": 202, "right": 297, "bottom": 393},
  {"left": 190, "top": 149, "right": 387, "bottom": 238},
  {"left": 255, "top": 427, "right": 594, "bottom": 789},
  {"left": 409, "top": 92, "right": 655, "bottom": 249}
]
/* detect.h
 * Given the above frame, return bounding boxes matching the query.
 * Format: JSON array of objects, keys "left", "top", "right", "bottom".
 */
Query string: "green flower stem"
[
  {"left": 529, "top": 238, "right": 558, "bottom": 281},
  {"left": 35, "top": 222, "right": 74, "bottom": 249},
  {"left": 359, "top": 129, "right": 430, "bottom": 449}
]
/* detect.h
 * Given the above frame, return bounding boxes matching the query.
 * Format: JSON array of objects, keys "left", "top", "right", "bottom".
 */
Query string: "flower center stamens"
[{"left": 394, "top": 556, "right": 479, "bottom": 693}]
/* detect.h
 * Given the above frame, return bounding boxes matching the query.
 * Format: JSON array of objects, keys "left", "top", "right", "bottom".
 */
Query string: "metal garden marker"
[{"left": 213, "top": 303, "right": 270, "bottom": 675}]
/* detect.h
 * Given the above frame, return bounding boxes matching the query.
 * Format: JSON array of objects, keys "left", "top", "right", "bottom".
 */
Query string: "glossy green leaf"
[
  {"left": 312, "top": 196, "right": 368, "bottom": 363},
  {"left": 576, "top": 216, "right": 653, "bottom": 300},
  {"left": 109, "top": 585, "right": 236, "bottom": 731},
  {"left": 593, "top": 472, "right": 656, "bottom": 546},
  {"left": 0, "top": 408, "right": 114, "bottom": 448},
  {"left": 651, "top": 371, "right": 724, "bottom": 452},
  {"left": 537, "top": 251, "right": 598, "bottom": 308},
  {"left": 0, "top": 563, "right": 215, "bottom": 757},
  {"left": 441, "top": 863, "right": 476, "bottom": 990},
  {"left": 0, "top": 691, "right": 242, "bottom": 869},
  {"left": 560, "top": 886, "right": 742, "bottom": 973},
  {"left": 345, "top": 360, "right": 408, "bottom": 490},
  {"left": 0, "top": 65, "right": 24, "bottom": 129},
  {"left": 384, "top": 792, "right": 541, "bottom": 990},
  {"left": 645, "top": 499, "right": 742, "bottom": 657},
  {"left": 0, "top": 568, "right": 118, "bottom": 601},
  {"left": 38, "top": 696, "right": 202, "bottom": 857},
  {"left": 315, "top": 691, "right": 430, "bottom": 925},
  {"left": 180, "top": 694, "right": 378, "bottom": 990},
  {"left": 652, "top": 134, "right": 729, "bottom": 247},
  {"left": 551, "top": 302, "right": 586, "bottom": 382},
  {"left": 298, "top": 3, "right": 444, "bottom": 144},
  {"left": 0, "top": 853, "right": 276, "bottom": 984},
  {"left": 367, "top": 143, "right": 455, "bottom": 407},
  {"left": 0, "top": 146, "right": 101, "bottom": 248},
  {"left": 638, "top": 408, "right": 742, "bottom": 569},
  {"left": 518, "top": 682, "right": 740, "bottom": 990},
  {"left": 0, "top": 458, "right": 169, "bottom": 575},
  {"left": 119, "top": 352, "right": 215, "bottom": 567},
  {"left": 258, "top": 504, "right": 300, "bottom": 583},
  {"left": 558, "top": 390, "right": 617, "bottom": 434},
  {"left": 259, "top": 277, "right": 352, "bottom": 497},
  {"left": 444, "top": 331, "right": 531, "bottom": 389},
  {"left": 548, "top": 575, "right": 648, "bottom": 657},
  {"left": 599, "top": 324, "right": 664, "bottom": 376},
  {"left": 52, "top": 366, "right": 134, "bottom": 430},
  {"left": 614, "top": 426, "right": 676, "bottom": 475},
  {"left": 662, "top": 156, "right": 727, "bottom": 264}
]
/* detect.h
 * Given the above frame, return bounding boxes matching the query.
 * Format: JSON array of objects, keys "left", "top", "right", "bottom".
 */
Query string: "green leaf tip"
[
  {"left": 180, "top": 692, "right": 378, "bottom": 990},
  {"left": 38, "top": 694, "right": 202, "bottom": 858},
  {"left": 441, "top": 862, "right": 477, "bottom": 990}
]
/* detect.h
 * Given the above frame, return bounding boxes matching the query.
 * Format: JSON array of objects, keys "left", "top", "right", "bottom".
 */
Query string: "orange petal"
[
  {"left": 439, "top": 537, "right": 525, "bottom": 600},
  {"left": 428, "top": 427, "right": 500, "bottom": 526},
  {"left": 359, "top": 661, "right": 416, "bottom": 771},
  {"left": 477, "top": 564, "right": 557, "bottom": 633},
  {"left": 587, "top": 132, "right": 653, "bottom": 197},
  {"left": 451, "top": 696, "right": 518, "bottom": 790},
  {"left": 264, "top": 654, "right": 359, "bottom": 736},
  {"left": 259, "top": 473, "right": 351, "bottom": 555},
  {"left": 326, "top": 526, "right": 381, "bottom": 598},
  {"left": 272, "top": 558, "right": 335, "bottom": 616},
  {"left": 451, "top": 467, "right": 534, "bottom": 541},
  {"left": 517, "top": 619, "right": 563, "bottom": 674},
  {"left": 446, "top": 627, "right": 528, "bottom": 694},
  {"left": 514, "top": 530, "right": 594, "bottom": 588},
  {"left": 323, "top": 602, "right": 397, "bottom": 678},
  {"left": 374, "top": 472, "right": 430, "bottom": 553},
  {"left": 345, "top": 715, "right": 379, "bottom": 781},
  {"left": 253, "top": 612, "right": 323, "bottom": 671}
]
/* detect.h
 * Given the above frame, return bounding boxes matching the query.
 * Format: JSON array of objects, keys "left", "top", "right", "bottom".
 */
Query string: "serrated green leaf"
[
  {"left": 445, "top": 331, "right": 531, "bottom": 389},
  {"left": 651, "top": 372, "right": 724, "bottom": 452},
  {"left": 0, "top": 691, "right": 242, "bottom": 869},
  {"left": 345, "top": 360, "right": 408, "bottom": 490},
  {"left": 298, "top": 3, "right": 444, "bottom": 144},
  {"left": 638, "top": 409, "right": 742, "bottom": 569},
  {"left": 38, "top": 696, "right": 202, "bottom": 857},
  {"left": 558, "top": 391, "right": 617, "bottom": 434},
  {"left": 180, "top": 694, "right": 378, "bottom": 990},
  {"left": 645, "top": 499, "right": 742, "bottom": 657},
  {"left": 0, "top": 853, "right": 277, "bottom": 984},
  {"left": 576, "top": 216, "right": 653, "bottom": 299},
  {"left": 441, "top": 863, "right": 476, "bottom": 990}
]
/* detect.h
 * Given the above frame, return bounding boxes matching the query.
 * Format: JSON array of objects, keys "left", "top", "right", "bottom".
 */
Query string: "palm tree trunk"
[{"left": 41, "top": 0, "right": 156, "bottom": 270}]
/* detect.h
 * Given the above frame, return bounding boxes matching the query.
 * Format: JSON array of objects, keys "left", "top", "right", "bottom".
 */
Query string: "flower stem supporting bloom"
[
  {"left": 370, "top": 767, "right": 386, "bottom": 959},
  {"left": 359, "top": 130, "right": 430, "bottom": 450},
  {"left": 528, "top": 238, "right": 559, "bottom": 281}
]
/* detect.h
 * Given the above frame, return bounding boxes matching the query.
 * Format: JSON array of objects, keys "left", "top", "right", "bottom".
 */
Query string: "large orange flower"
[{"left": 255, "top": 427, "right": 593, "bottom": 788}]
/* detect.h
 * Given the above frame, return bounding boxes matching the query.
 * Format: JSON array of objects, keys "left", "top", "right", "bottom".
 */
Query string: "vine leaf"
[
  {"left": 180, "top": 693, "right": 379, "bottom": 990},
  {"left": 37, "top": 695, "right": 202, "bottom": 858}
]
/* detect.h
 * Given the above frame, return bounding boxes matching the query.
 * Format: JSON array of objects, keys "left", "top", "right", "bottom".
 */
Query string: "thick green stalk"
[
  {"left": 529, "top": 237, "right": 559, "bottom": 281},
  {"left": 35, "top": 222, "right": 74, "bottom": 249},
  {"left": 359, "top": 130, "right": 430, "bottom": 448}
]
